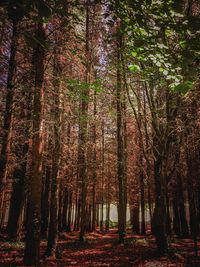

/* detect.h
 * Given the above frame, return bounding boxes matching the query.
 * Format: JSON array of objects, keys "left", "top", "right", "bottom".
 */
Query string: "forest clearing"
[{"left": 0, "top": 0, "right": 200, "bottom": 266}]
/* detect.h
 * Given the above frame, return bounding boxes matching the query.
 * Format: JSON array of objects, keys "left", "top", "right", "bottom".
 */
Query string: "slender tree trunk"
[
  {"left": 62, "top": 189, "right": 68, "bottom": 230},
  {"left": 166, "top": 189, "right": 172, "bottom": 235},
  {"left": 96, "top": 203, "right": 99, "bottom": 228},
  {"left": 140, "top": 170, "right": 146, "bottom": 235},
  {"left": 186, "top": 153, "right": 198, "bottom": 237},
  {"left": 73, "top": 190, "right": 78, "bottom": 231},
  {"left": 116, "top": 20, "right": 126, "bottom": 242},
  {"left": 67, "top": 192, "right": 72, "bottom": 232},
  {"left": 100, "top": 195, "right": 104, "bottom": 232},
  {"left": 153, "top": 157, "right": 168, "bottom": 255},
  {"left": 92, "top": 184, "right": 96, "bottom": 231},
  {"left": 92, "top": 90, "right": 97, "bottom": 231},
  {"left": 177, "top": 173, "right": 189, "bottom": 237},
  {"left": 173, "top": 194, "right": 181, "bottom": 236},
  {"left": 0, "top": 191, "right": 8, "bottom": 228},
  {"left": 105, "top": 201, "right": 110, "bottom": 232},
  {"left": 58, "top": 187, "right": 63, "bottom": 232},
  {"left": 79, "top": 1, "right": 90, "bottom": 242},
  {"left": 24, "top": 22, "right": 46, "bottom": 266},
  {"left": 147, "top": 185, "right": 153, "bottom": 233},
  {"left": 77, "top": 197, "right": 81, "bottom": 231},
  {"left": 46, "top": 50, "right": 62, "bottom": 255},
  {"left": 100, "top": 122, "right": 105, "bottom": 232},
  {"left": 41, "top": 165, "right": 51, "bottom": 238}
]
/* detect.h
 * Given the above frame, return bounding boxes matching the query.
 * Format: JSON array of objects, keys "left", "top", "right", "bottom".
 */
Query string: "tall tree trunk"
[
  {"left": 0, "top": 21, "right": 19, "bottom": 224},
  {"left": 100, "top": 122, "right": 104, "bottom": 232},
  {"left": 79, "top": 1, "right": 90, "bottom": 242},
  {"left": 46, "top": 50, "right": 62, "bottom": 256},
  {"left": 92, "top": 90, "right": 97, "bottom": 231},
  {"left": 6, "top": 85, "right": 32, "bottom": 238},
  {"left": 0, "top": 21, "right": 18, "bottom": 189},
  {"left": 24, "top": 22, "right": 46, "bottom": 266},
  {"left": 116, "top": 20, "right": 126, "bottom": 243}
]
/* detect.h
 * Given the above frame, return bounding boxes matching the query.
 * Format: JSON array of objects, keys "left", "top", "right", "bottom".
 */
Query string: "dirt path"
[{"left": 0, "top": 230, "right": 198, "bottom": 266}]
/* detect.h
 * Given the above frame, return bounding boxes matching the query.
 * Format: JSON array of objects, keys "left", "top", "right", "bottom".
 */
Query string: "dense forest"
[{"left": 0, "top": 0, "right": 200, "bottom": 266}]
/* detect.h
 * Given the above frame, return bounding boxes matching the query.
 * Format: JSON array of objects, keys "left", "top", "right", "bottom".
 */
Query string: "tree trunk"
[
  {"left": 41, "top": 165, "right": 51, "bottom": 238},
  {"left": 147, "top": 185, "right": 153, "bottom": 233},
  {"left": 67, "top": 192, "right": 72, "bottom": 232},
  {"left": 153, "top": 157, "right": 168, "bottom": 255},
  {"left": 105, "top": 201, "right": 110, "bottom": 232},
  {"left": 116, "top": 20, "right": 126, "bottom": 242},
  {"left": 79, "top": 1, "right": 90, "bottom": 242},
  {"left": 172, "top": 194, "right": 181, "bottom": 236},
  {"left": 0, "top": 22, "right": 18, "bottom": 189},
  {"left": 100, "top": 195, "right": 104, "bottom": 232},
  {"left": 24, "top": 22, "right": 46, "bottom": 266},
  {"left": 62, "top": 189, "right": 68, "bottom": 230},
  {"left": 92, "top": 90, "right": 97, "bottom": 232},
  {"left": 177, "top": 174, "right": 189, "bottom": 237},
  {"left": 166, "top": 189, "right": 172, "bottom": 236},
  {"left": 131, "top": 200, "right": 140, "bottom": 234},
  {"left": 46, "top": 49, "right": 62, "bottom": 255},
  {"left": 96, "top": 203, "right": 99, "bottom": 228},
  {"left": 58, "top": 187, "right": 63, "bottom": 232},
  {"left": 6, "top": 164, "right": 26, "bottom": 239},
  {"left": 140, "top": 170, "right": 146, "bottom": 235}
]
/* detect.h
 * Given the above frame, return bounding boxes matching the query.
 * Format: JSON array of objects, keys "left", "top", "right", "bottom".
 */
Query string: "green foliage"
[
  {"left": 112, "top": 0, "right": 199, "bottom": 93},
  {"left": 172, "top": 80, "right": 193, "bottom": 94},
  {"left": 66, "top": 79, "right": 103, "bottom": 102},
  {"left": 128, "top": 64, "right": 141, "bottom": 72}
]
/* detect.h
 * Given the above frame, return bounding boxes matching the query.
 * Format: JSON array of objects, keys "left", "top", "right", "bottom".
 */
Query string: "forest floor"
[{"left": 0, "top": 229, "right": 199, "bottom": 267}]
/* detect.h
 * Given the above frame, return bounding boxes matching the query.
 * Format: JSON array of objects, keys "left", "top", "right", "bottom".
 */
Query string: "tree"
[{"left": 24, "top": 21, "right": 46, "bottom": 265}]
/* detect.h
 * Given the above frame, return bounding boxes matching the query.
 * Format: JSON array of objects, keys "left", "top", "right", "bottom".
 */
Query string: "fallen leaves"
[{"left": 0, "top": 230, "right": 197, "bottom": 266}]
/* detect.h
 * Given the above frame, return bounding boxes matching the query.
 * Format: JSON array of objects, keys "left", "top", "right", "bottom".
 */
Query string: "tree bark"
[
  {"left": 0, "top": 21, "right": 18, "bottom": 190},
  {"left": 46, "top": 49, "right": 62, "bottom": 255},
  {"left": 131, "top": 200, "right": 140, "bottom": 234},
  {"left": 79, "top": 1, "right": 90, "bottom": 242},
  {"left": 140, "top": 170, "right": 146, "bottom": 235},
  {"left": 6, "top": 163, "right": 26, "bottom": 238},
  {"left": 62, "top": 189, "right": 68, "bottom": 230},
  {"left": 24, "top": 22, "right": 46, "bottom": 266},
  {"left": 116, "top": 20, "right": 126, "bottom": 242},
  {"left": 153, "top": 157, "right": 168, "bottom": 255},
  {"left": 41, "top": 165, "right": 51, "bottom": 238}
]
